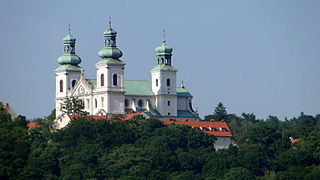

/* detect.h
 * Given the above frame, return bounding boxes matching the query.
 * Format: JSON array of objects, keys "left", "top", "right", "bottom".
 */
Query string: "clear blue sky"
[{"left": 1, "top": 0, "right": 320, "bottom": 120}]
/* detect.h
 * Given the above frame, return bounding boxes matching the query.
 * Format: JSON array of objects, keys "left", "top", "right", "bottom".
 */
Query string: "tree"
[
  {"left": 222, "top": 167, "right": 255, "bottom": 180},
  {"left": 60, "top": 96, "right": 88, "bottom": 115},
  {"left": 0, "top": 105, "right": 31, "bottom": 179},
  {"left": 213, "top": 102, "right": 228, "bottom": 121}
]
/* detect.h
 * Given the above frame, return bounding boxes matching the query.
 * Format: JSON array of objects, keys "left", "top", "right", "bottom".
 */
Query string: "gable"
[{"left": 70, "top": 78, "right": 93, "bottom": 96}]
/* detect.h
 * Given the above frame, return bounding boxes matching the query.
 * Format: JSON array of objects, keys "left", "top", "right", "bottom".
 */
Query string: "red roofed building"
[
  {"left": 163, "top": 120, "right": 233, "bottom": 150},
  {"left": 1, "top": 103, "right": 18, "bottom": 119},
  {"left": 27, "top": 122, "right": 43, "bottom": 130}
]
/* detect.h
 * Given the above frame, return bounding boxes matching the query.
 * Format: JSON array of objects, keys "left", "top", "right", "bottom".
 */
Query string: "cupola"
[
  {"left": 98, "top": 21, "right": 123, "bottom": 59},
  {"left": 57, "top": 28, "right": 81, "bottom": 65}
]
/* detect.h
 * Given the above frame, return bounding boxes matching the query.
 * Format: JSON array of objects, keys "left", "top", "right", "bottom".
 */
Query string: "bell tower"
[
  {"left": 95, "top": 20, "right": 125, "bottom": 114},
  {"left": 151, "top": 31, "right": 177, "bottom": 116},
  {"left": 55, "top": 27, "right": 82, "bottom": 118}
]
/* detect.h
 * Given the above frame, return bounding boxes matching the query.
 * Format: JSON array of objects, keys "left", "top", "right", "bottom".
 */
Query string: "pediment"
[{"left": 70, "top": 78, "right": 93, "bottom": 96}]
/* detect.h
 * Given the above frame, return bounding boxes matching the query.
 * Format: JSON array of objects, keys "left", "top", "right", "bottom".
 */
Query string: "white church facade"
[{"left": 55, "top": 23, "right": 199, "bottom": 128}]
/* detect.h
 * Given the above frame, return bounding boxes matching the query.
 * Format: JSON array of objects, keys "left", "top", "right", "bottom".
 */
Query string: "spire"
[
  {"left": 163, "top": 29, "right": 166, "bottom": 43},
  {"left": 57, "top": 26, "right": 81, "bottom": 65},
  {"left": 108, "top": 17, "right": 112, "bottom": 29},
  {"left": 98, "top": 20, "right": 123, "bottom": 59},
  {"left": 68, "top": 23, "right": 71, "bottom": 35},
  {"left": 155, "top": 30, "right": 173, "bottom": 66},
  {"left": 181, "top": 80, "right": 185, "bottom": 88}
]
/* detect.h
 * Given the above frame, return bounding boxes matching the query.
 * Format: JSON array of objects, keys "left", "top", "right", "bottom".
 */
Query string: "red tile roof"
[
  {"left": 122, "top": 113, "right": 141, "bottom": 120},
  {"left": 68, "top": 112, "right": 142, "bottom": 121},
  {"left": 69, "top": 114, "right": 111, "bottom": 120},
  {"left": 27, "top": 122, "right": 43, "bottom": 130},
  {"left": 291, "top": 138, "right": 301, "bottom": 144},
  {"left": 162, "top": 120, "right": 232, "bottom": 137}
]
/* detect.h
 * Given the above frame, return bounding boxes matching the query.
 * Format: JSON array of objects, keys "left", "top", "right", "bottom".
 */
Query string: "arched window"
[
  {"left": 166, "top": 78, "right": 170, "bottom": 86},
  {"left": 59, "top": 80, "right": 63, "bottom": 92},
  {"left": 125, "top": 99, "right": 129, "bottom": 107},
  {"left": 95, "top": 99, "right": 97, "bottom": 108},
  {"left": 167, "top": 100, "right": 170, "bottom": 106},
  {"left": 101, "top": 74, "right": 104, "bottom": 87},
  {"left": 71, "top": 80, "right": 76, "bottom": 88},
  {"left": 113, "top": 74, "right": 118, "bottom": 86},
  {"left": 156, "top": 79, "right": 159, "bottom": 87},
  {"left": 138, "top": 100, "right": 143, "bottom": 107}
]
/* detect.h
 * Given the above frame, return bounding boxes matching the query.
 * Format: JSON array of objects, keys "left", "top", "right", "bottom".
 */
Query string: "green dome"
[
  {"left": 155, "top": 42, "right": 173, "bottom": 54},
  {"left": 63, "top": 34, "right": 76, "bottom": 42},
  {"left": 104, "top": 28, "right": 117, "bottom": 36},
  {"left": 58, "top": 54, "right": 81, "bottom": 65},
  {"left": 98, "top": 47, "right": 122, "bottom": 59}
]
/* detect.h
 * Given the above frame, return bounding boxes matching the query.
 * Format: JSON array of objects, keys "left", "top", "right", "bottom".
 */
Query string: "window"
[
  {"left": 156, "top": 79, "right": 158, "bottom": 87},
  {"left": 71, "top": 80, "right": 76, "bottom": 88},
  {"left": 101, "top": 74, "right": 104, "bottom": 86},
  {"left": 79, "top": 99, "right": 85, "bottom": 108},
  {"left": 166, "top": 78, "right": 170, "bottom": 86},
  {"left": 113, "top": 74, "right": 118, "bottom": 86},
  {"left": 95, "top": 99, "right": 97, "bottom": 108},
  {"left": 59, "top": 80, "right": 63, "bottom": 92},
  {"left": 167, "top": 100, "right": 170, "bottom": 106},
  {"left": 87, "top": 99, "right": 90, "bottom": 108},
  {"left": 168, "top": 112, "right": 171, "bottom": 116},
  {"left": 138, "top": 100, "right": 143, "bottom": 107},
  {"left": 125, "top": 99, "right": 129, "bottom": 107},
  {"left": 101, "top": 97, "right": 104, "bottom": 108}
]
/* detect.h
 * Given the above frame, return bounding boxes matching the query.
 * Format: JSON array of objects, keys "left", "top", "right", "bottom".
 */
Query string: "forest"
[{"left": 1, "top": 102, "right": 320, "bottom": 180}]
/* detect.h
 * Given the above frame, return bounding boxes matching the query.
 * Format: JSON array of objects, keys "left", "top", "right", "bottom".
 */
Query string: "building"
[
  {"left": 163, "top": 120, "right": 233, "bottom": 150},
  {"left": 1, "top": 103, "right": 18, "bottom": 119},
  {"left": 54, "top": 22, "right": 199, "bottom": 128}
]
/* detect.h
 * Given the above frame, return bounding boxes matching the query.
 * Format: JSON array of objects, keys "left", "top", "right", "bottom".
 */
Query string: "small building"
[
  {"left": 1, "top": 103, "right": 18, "bottom": 119},
  {"left": 162, "top": 120, "right": 233, "bottom": 150}
]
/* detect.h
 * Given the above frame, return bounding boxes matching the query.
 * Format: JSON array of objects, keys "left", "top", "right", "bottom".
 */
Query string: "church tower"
[
  {"left": 55, "top": 30, "right": 82, "bottom": 117},
  {"left": 151, "top": 35, "right": 177, "bottom": 116},
  {"left": 95, "top": 21, "right": 125, "bottom": 114}
]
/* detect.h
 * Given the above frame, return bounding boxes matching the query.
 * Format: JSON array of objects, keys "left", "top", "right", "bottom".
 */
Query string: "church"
[{"left": 54, "top": 22, "right": 199, "bottom": 128}]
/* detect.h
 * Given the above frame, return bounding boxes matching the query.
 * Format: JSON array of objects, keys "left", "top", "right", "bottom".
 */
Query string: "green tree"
[
  {"left": 213, "top": 102, "right": 228, "bottom": 121},
  {"left": 0, "top": 105, "right": 30, "bottom": 179},
  {"left": 60, "top": 96, "right": 88, "bottom": 115},
  {"left": 222, "top": 167, "right": 255, "bottom": 180},
  {"left": 204, "top": 102, "right": 228, "bottom": 121}
]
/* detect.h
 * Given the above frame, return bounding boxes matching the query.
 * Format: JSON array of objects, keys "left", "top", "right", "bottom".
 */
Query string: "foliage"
[
  {"left": 204, "top": 102, "right": 228, "bottom": 121},
  {"left": 0, "top": 104, "right": 31, "bottom": 179},
  {"left": 1, "top": 101, "right": 320, "bottom": 179},
  {"left": 60, "top": 96, "right": 88, "bottom": 115}
]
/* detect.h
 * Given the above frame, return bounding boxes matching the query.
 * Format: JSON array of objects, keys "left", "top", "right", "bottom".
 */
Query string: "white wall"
[{"left": 214, "top": 137, "right": 232, "bottom": 150}]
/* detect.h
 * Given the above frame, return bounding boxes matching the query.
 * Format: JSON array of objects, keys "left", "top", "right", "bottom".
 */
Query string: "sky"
[{"left": 1, "top": 0, "right": 320, "bottom": 120}]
